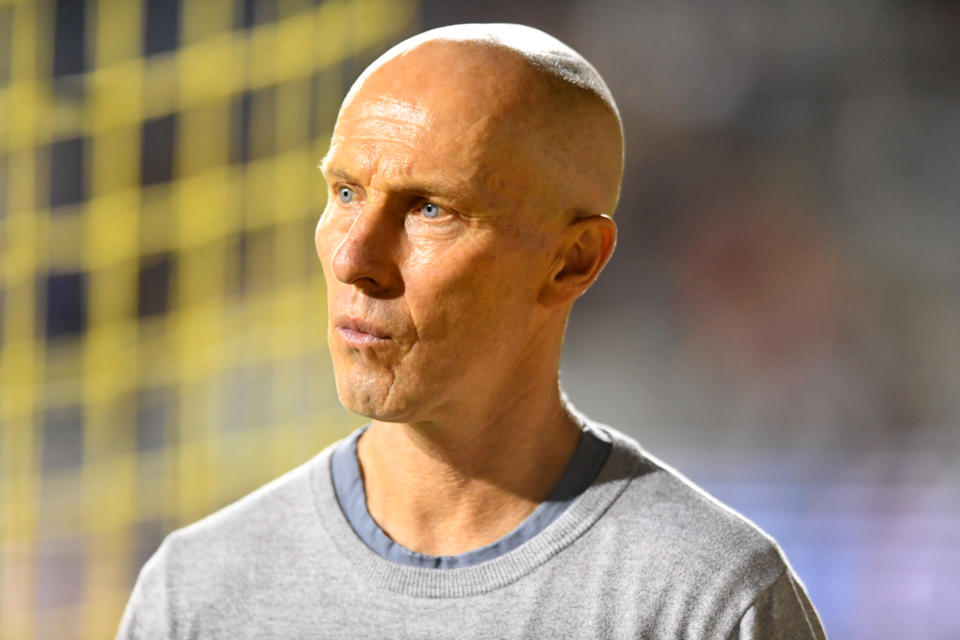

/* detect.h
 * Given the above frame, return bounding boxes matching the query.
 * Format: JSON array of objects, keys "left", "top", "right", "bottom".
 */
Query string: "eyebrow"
[{"left": 320, "top": 164, "right": 357, "bottom": 184}]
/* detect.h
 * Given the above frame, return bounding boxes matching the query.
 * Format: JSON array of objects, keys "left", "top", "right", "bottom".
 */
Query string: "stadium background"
[{"left": 1, "top": 0, "right": 958, "bottom": 638}]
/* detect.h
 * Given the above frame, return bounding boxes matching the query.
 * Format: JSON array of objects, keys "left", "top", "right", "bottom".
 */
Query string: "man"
[{"left": 119, "top": 24, "right": 826, "bottom": 639}]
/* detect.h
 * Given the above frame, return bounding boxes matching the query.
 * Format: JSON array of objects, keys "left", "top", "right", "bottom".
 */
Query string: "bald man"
[{"left": 118, "top": 24, "right": 826, "bottom": 639}]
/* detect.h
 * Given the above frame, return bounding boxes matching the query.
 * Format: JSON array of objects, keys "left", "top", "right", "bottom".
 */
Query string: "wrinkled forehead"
[
  {"left": 335, "top": 96, "right": 516, "bottom": 153},
  {"left": 329, "top": 61, "right": 544, "bottom": 209},
  {"left": 341, "top": 95, "right": 431, "bottom": 141}
]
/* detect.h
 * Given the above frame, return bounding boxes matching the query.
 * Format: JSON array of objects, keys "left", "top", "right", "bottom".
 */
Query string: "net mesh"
[{"left": 0, "top": 0, "right": 418, "bottom": 636}]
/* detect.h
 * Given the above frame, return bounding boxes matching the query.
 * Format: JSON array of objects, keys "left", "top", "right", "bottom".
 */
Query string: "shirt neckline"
[
  {"left": 309, "top": 419, "right": 645, "bottom": 598},
  {"left": 330, "top": 422, "right": 613, "bottom": 569}
]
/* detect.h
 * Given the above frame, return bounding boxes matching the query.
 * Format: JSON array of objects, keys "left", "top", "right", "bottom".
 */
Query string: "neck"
[{"left": 356, "top": 380, "right": 582, "bottom": 557}]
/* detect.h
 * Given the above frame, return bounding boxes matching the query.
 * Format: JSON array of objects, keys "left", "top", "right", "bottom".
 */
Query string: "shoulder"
[
  {"left": 170, "top": 449, "right": 324, "bottom": 560},
  {"left": 582, "top": 425, "right": 795, "bottom": 634},
  {"left": 117, "top": 446, "right": 337, "bottom": 637},
  {"left": 601, "top": 425, "right": 782, "bottom": 560}
]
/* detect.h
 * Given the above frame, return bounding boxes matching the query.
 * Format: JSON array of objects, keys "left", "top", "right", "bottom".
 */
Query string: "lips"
[{"left": 335, "top": 315, "right": 392, "bottom": 344}]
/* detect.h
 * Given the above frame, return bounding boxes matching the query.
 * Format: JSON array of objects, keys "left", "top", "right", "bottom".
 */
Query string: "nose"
[{"left": 328, "top": 201, "right": 401, "bottom": 295}]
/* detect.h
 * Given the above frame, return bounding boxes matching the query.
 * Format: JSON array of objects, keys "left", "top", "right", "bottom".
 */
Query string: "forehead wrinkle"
[
  {"left": 330, "top": 126, "right": 418, "bottom": 153},
  {"left": 360, "top": 95, "right": 430, "bottom": 123},
  {"left": 339, "top": 95, "right": 430, "bottom": 149}
]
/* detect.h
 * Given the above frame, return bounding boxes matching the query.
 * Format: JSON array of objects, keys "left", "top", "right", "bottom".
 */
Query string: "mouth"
[{"left": 335, "top": 315, "right": 392, "bottom": 346}]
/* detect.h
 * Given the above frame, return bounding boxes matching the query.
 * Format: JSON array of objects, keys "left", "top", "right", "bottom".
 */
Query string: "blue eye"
[
  {"left": 421, "top": 202, "right": 441, "bottom": 219},
  {"left": 338, "top": 186, "right": 356, "bottom": 204}
]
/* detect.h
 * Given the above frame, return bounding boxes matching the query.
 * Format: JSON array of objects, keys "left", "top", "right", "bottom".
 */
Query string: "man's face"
[{"left": 315, "top": 47, "right": 561, "bottom": 423}]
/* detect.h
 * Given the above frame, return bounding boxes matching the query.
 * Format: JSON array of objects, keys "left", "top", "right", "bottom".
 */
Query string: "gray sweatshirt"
[{"left": 117, "top": 424, "right": 826, "bottom": 639}]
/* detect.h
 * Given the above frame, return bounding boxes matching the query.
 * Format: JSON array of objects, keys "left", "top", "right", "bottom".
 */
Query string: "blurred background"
[{"left": 1, "top": 0, "right": 958, "bottom": 638}]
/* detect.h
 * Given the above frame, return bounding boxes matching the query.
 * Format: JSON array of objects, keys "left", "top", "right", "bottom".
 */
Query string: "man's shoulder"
[
  {"left": 558, "top": 425, "right": 804, "bottom": 636},
  {"left": 591, "top": 430, "right": 823, "bottom": 638},
  {"left": 155, "top": 442, "right": 338, "bottom": 584},
  {"left": 117, "top": 442, "right": 342, "bottom": 637},
  {"left": 594, "top": 426, "right": 788, "bottom": 590}
]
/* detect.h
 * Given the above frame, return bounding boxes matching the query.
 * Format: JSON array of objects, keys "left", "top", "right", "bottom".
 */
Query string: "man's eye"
[
  {"left": 420, "top": 202, "right": 442, "bottom": 219},
  {"left": 338, "top": 186, "right": 356, "bottom": 204}
]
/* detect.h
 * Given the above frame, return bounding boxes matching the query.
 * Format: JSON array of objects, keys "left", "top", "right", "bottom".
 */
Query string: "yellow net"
[{"left": 0, "top": 1, "right": 418, "bottom": 637}]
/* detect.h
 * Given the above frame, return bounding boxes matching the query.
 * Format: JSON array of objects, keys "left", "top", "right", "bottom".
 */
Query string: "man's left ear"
[{"left": 539, "top": 214, "right": 617, "bottom": 307}]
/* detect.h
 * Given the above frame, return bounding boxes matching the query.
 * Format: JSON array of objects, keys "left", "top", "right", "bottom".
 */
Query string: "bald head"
[
  {"left": 330, "top": 24, "right": 624, "bottom": 218},
  {"left": 316, "top": 25, "right": 622, "bottom": 422}
]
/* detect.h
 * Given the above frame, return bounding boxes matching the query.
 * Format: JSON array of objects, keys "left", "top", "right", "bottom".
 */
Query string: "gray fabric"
[
  {"left": 117, "top": 422, "right": 827, "bottom": 639},
  {"left": 330, "top": 422, "right": 612, "bottom": 569}
]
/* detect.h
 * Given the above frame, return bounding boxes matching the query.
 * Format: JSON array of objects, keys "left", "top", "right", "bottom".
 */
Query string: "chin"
[{"left": 334, "top": 371, "right": 421, "bottom": 423}]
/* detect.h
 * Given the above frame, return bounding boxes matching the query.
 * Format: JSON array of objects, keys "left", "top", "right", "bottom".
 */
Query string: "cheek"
[{"left": 409, "top": 250, "right": 528, "bottom": 338}]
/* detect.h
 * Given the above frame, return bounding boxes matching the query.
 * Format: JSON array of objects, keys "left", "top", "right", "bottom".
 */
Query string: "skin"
[{"left": 315, "top": 25, "right": 623, "bottom": 555}]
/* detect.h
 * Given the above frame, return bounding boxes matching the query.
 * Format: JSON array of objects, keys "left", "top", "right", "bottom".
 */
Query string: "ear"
[{"left": 539, "top": 214, "right": 617, "bottom": 307}]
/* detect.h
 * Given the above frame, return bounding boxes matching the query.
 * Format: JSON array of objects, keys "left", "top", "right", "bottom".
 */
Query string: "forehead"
[
  {"left": 328, "top": 91, "right": 522, "bottom": 209},
  {"left": 338, "top": 96, "right": 431, "bottom": 146},
  {"left": 324, "top": 44, "right": 550, "bottom": 210}
]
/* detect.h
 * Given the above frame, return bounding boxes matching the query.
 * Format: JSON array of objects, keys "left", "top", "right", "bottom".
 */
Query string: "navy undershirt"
[{"left": 330, "top": 422, "right": 613, "bottom": 569}]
